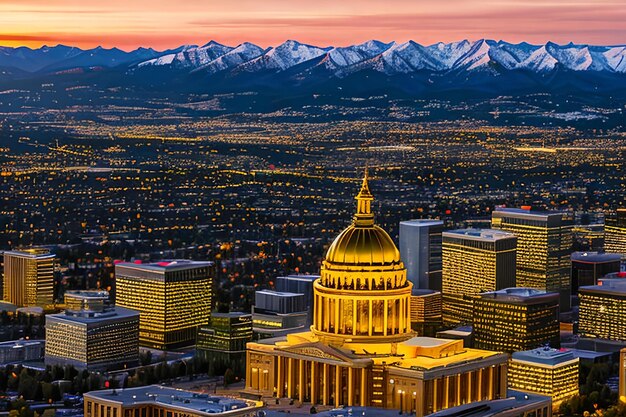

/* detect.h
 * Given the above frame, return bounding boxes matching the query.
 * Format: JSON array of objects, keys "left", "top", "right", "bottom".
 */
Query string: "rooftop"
[
  {"left": 277, "top": 275, "right": 320, "bottom": 282},
  {"left": 512, "top": 346, "right": 577, "bottom": 366},
  {"left": 84, "top": 386, "right": 263, "bottom": 416},
  {"left": 493, "top": 207, "right": 565, "bottom": 218},
  {"left": 255, "top": 290, "right": 303, "bottom": 298},
  {"left": 400, "top": 219, "right": 444, "bottom": 227},
  {"left": 3, "top": 249, "right": 55, "bottom": 259},
  {"left": 115, "top": 259, "right": 213, "bottom": 273},
  {"left": 572, "top": 252, "right": 622, "bottom": 263},
  {"left": 429, "top": 390, "right": 551, "bottom": 417},
  {"left": 581, "top": 280, "right": 626, "bottom": 295},
  {"left": 479, "top": 287, "right": 559, "bottom": 303},
  {"left": 443, "top": 228, "right": 516, "bottom": 242},
  {"left": 47, "top": 306, "right": 139, "bottom": 324}
]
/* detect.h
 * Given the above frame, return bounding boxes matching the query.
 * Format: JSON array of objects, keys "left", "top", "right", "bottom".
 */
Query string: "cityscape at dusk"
[{"left": 0, "top": 1, "right": 626, "bottom": 417}]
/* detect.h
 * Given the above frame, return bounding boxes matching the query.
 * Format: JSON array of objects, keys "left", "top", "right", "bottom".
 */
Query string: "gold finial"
[{"left": 354, "top": 168, "right": 374, "bottom": 226}]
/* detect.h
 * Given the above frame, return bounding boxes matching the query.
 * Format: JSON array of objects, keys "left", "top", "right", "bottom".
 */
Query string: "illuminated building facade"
[
  {"left": 3, "top": 249, "right": 55, "bottom": 307},
  {"left": 442, "top": 229, "right": 517, "bottom": 326},
  {"left": 45, "top": 291, "right": 139, "bottom": 371},
  {"left": 196, "top": 312, "right": 252, "bottom": 376},
  {"left": 246, "top": 175, "right": 509, "bottom": 416},
  {"left": 492, "top": 208, "right": 573, "bottom": 311},
  {"left": 410, "top": 289, "right": 442, "bottom": 337},
  {"left": 276, "top": 275, "right": 318, "bottom": 325},
  {"left": 84, "top": 386, "right": 263, "bottom": 417},
  {"left": 399, "top": 220, "right": 444, "bottom": 291},
  {"left": 571, "top": 252, "right": 621, "bottom": 293},
  {"left": 579, "top": 280, "right": 626, "bottom": 341},
  {"left": 507, "top": 347, "right": 579, "bottom": 403},
  {"left": 429, "top": 390, "right": 552, "bottom": 417},
  {"left": 252, "top": 290, "right": 309, "bottom": 338},
  {"left": 620, "top": 348, "right": 626, "bottom": 403},
  {"left": 605, "top": 208, "right": 626, "bottom": 258},
  {"left": 473, "top": 288, "right": 560, "bottom": 353},
  {"left": 115, "top": 260, "right": 213, "bottom": 349}
]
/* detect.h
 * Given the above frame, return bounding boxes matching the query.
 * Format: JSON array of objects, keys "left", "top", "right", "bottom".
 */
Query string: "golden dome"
[{"left": 324, "top": 172, "right": 402, "bottom": 268}]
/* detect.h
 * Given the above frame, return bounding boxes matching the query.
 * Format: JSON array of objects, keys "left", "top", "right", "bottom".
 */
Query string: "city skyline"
[{"left": 1, "top": 0, "right": 625, "bottom": 49}]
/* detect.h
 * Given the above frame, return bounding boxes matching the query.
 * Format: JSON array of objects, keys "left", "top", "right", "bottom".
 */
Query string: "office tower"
[
  {"left": 45, "top": 290, "right": 139, "bottom": 371},
  {"left": 84, "top": 386, "right": 263, "bottom": 417},
  {"left": 246, "top": 175, "right": 509, "bottom": 416},
  {"left": 115, "top": 260, "right": 213, "bottom": 349},
  {"left": 571, "top": 252, "right": 621, "bottom": 293},
  {"left": 473, "top": 288, "right": 560, "bottom": 353},
  {"left": 3, "top": 249, "right": 55, "bottom": 307},
  {"left": 410, "top": 289, "right": 442, "bottom": 337},
  {"left": 276, "top": 274, "right": 319, "bottom": 325},
  {"left": 399, "top": 220, "right": 444, "bottom": 291},
  {"left": 442, "top": 229, "right": 517, "bottom": 326},
  {"left": 492, "top": 207, "right": 573, "bottom": 311},
  {"left": 508, "top": 347, "right": 579, "bottom": 403},
  {"left": 579, "top": 280, "right": 626, "bottom": 341},
  {"left": 252, "top": 290, "right": 308, "bottom": 338},
  {"left": 605, "top": 208, "right": 626, "bottom": 258},
  {"left": 196, "top": 312, "right": 252, "bottom": 377}
]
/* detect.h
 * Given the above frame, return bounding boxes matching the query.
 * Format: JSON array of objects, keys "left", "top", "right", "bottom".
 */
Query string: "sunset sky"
[{"left": 1, "top": 0, "right": 625, "bottom": 50}]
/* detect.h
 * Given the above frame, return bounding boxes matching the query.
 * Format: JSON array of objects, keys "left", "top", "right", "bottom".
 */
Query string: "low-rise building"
[
  {"left": 84, "top": 386, "right": 263, "bottom": 417},
  {"left": 579, "top": 280, "right": 626, "bottom": 341},
  {"left": 508, "top": 347, "right": 579, "bottom": 403},
  {"left": 45, "top": 290, "right": 139, "bottom": 371},
  {"left": 0, "top": 339, "right": 44, "bottom": 365}
]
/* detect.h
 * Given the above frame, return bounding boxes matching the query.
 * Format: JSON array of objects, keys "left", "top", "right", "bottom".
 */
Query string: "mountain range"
[{"left": 1, "top": 39, "right": 626, "bottom": 98}]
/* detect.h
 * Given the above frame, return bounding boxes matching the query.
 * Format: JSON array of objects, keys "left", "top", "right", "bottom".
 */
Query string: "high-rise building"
[
  {"left": 473, "top": 288, "right": 560, "bottom": 353},
  {"left": 114, "top": 260, "right": 213, "bottom": 350},
  {"left": 246, "top": 175, "right": 509, "bottom": 416},
  {"left": 399, "top": 220, "right": 444, "bottom": 291},
  {"left": 492, "top": 207, "right": 573, "bottom": 311},
  {"left": 252, "top": 290, "right": 308, "bottom": 338},
  {"left": 276, "top": 274, "right": 319, "bottom": 325},
  {"left": 45, "top": 290, "right": 139, "bottom": 371},
  {"left": 3, "top": 249, "right": 55, "bottom": 307},
  {"left": 605, "top": 208, "right": 626, "bottom": 258},
  {"left": 196, "top": 312, "right": 252, "bottom": 377},
  {"left": 507, "top": 347, "right": 579, "bottom": 403},
  {"left": 442, "top": 229, "right": 517, "bottom": 326},
  {"left": 84, "top": 386, "right": 263, "bottom": 417},
  {"left": 619, "top": 348, "right": 626, "bottom": 403},
  {"left": 579, "top": 280, "right": 626, "bottom": 341},
  {"left": 410, "top": 289, "right": 442, "bottom": 337},
  {"left": 571, "top": 252, "right": 621, "bottom": 293}
]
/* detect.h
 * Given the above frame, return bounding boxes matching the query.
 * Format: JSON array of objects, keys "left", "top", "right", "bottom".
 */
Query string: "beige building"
[
  {"left": 3, "top": 248, "right": 55, "bottom": 307},
  {"left": 245, "top": 174, "right": 509, "bottom": 416}
]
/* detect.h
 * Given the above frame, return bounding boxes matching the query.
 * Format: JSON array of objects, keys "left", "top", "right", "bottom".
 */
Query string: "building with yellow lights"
[
  {"left": 605, "top": 209, "right": 626, "bottom": 259},
  {"left": 579, "top": 280, "right": 626, "bottom": 341},
  {"left": 410, "top": 289, "right": 442, "bottom": 337},
  {"left": 45, "top": 291, "right": 139, "bottom": 371},
  {"left": 473, "top": 288, "right": 560, "bottom": 353},
  {"left": 442, "top": 229, "right": 517, "bottom": 326},
  {"left": 245, "top": 175, "right": 509, "bottom": 416},
  {"left": 619, "top": 348, "right": 626, "bottom": 403},
  {"left": 115, "top": 260, "right": 213, "bottom": 350},
  {"left": 3, "top": 249, "right": 55, "bottom": 307},
  {"left": 507, "top": 347, "right": 579, "bottom": 404},
  {"left": 492, "top": 208, "right": 573, "bottom": 311}
]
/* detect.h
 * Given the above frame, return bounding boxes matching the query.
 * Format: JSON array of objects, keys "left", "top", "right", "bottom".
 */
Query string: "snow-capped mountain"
[
  {"left": 1, "top": 39, "right": 626, "bottom": 78},
  {"left": 236, "top": 40, "right": 331, "bottom": 72},
  {"left": 138, "top": 41, "right": 232, "bottom": 69},
  {"left": 194, "top": 42, "right": 266, "bottom": 74}
]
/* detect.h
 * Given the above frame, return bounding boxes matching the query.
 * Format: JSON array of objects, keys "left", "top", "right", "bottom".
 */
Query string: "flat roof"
[
  {"left": 84, "top": 386, "right": 262, "bottom": 416},
  {"left": 256, "top": 290, "right": 303, "bottom": 298},
  {"left": 493, "top": 207, "right": 565, "bottom": 218},
  {"left": 443, "top": 228, "right": 516, "bottom": 242},
  {"left": 400, "top": 219, "right": 444, "bottom": 227},
  {"left": 479, "top": 287, "right": 559, "bottom": 303},
  {"left": 46, "top": 306, "right": 139, "bottom": 324},
  {"left": 512, "top": 347, "right": 577, "bottom": 366},
  {"left": 572, "top": 252, "right": 622, "bottom": 263},
  {"left": 277, "top": 275, "right": 320, "bottom": 282},
  {"left": 3, "top": 249, "right": 55, "bottom": 259},
  {"left": 429, "top": 390, "right": 551, "bottom": 417},
  {"left": 580, "top": 281, "right": 626, "bottom": 296},
  {"left": 115, "top": 260, "right": 213, "bottom": 273}
]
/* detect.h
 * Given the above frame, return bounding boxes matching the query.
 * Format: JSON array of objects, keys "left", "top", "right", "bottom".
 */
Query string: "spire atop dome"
[{"left": 354, "top": 169, "right": 374, "bottom": 226}]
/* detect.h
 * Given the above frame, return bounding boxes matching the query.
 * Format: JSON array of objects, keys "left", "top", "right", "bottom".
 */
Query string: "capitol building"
[{"left": 246, "top": 174, "right": 509, "bottom": 416}]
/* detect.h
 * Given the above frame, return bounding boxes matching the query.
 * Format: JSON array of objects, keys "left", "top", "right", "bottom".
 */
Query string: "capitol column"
[
  {"left": 360, "top": 368, "right": 367, "bottom": 406},
  {"left": 298, "top": 360, "right": 305, "bottom": 401},
  {"left": 277, "top": 357, "right": 283, "bottom": 398},
  {"left": 347, "top": 367, "right": 354, "bottom": 406},
  {"left": 368, "top": 299, "right": 373, "bottom": 336},
  {"left": 335, "top": 366, "right": 342, "bottom": 406},
  {"left": 383, "top": 299, "right": 388, "bottom": 336},
  {"left": 353, "top": 298, "right": 358, "bottom": 335},
  {"left": 323, "top": 363, "right": 329, "bottom": 405},
  {"left": 310, "top": 362, "right": 317, "bottom": 404},
  {"left": 287, "top": 358, "right": 294, "bottom": 399}
]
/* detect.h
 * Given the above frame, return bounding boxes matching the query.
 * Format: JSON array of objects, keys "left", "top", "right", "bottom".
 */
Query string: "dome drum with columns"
[{"left": 311, "top": 172, "right": 413, "bottom": 344}]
